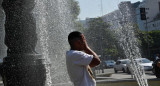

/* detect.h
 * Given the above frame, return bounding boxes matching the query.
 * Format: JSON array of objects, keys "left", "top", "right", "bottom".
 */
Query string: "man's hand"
[
  {"left": 81, "top": 34, "right": 89, "bottom": 50},
  {"left": 80, "top": 34, "right": 101, "bottom": 67}
]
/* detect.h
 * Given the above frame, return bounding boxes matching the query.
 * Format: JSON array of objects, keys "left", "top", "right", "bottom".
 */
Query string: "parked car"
[
  {"left": 104, "top": 60, "right": 115, "bottom": 68},
  {"left": 114, "top": 59, "right": 130, "bottom": 73},
  {"left": 126, "top": 58, "right": 153, "bottom": 74}
]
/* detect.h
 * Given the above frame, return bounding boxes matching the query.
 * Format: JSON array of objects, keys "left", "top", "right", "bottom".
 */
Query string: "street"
[
  {"left": 96, "top": 68, "right": 157, "bottom": 81},
  {"left": 96, "top": 68, "right": 160, "bottom": 86}
]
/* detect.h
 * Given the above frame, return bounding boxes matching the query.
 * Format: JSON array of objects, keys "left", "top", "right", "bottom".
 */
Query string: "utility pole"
[
  {"left": 140, "top": 7, "right": 150, "bottom": 58},
  {"left": 100, "top": 0, "right": 104, "bottom": 73},
  {"left": 145, "top": 18, "right": 150, "bottom": 59},
  {"left": 101, "top": 0, "right": 103, "bottom": 16}
]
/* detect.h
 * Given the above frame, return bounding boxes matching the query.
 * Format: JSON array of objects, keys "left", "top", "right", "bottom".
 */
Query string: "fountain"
[
  {"left": 117, "top": 2, "right": 148, "bottom": 86},
  {"left": 0, "top": 0, "right": 6, "bottom": 60},
  {"left": 33, "top": 0, "right": 74, "bottom": 86},
  {"left": 1, "top": 0, "right": 47, "bottom": 86},
  {"left": 97, "top": 1, "right": 160, "bottom": 86},
  {"left": 97, "top": 1, "right": 149, "bottom": 86},
  {"left": 0, "top": 0, "right": 159, "bottom": 86},
  {"left": 0, "top": 0, "right": 74, "bottom": 86}
]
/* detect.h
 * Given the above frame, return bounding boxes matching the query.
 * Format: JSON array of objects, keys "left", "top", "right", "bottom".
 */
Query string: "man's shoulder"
[
  {"left": 67, "top": 50, "right": 85, "bottom": 55},
  {"left": 66, "top": 50, "right": 88, "bottom": 59}
]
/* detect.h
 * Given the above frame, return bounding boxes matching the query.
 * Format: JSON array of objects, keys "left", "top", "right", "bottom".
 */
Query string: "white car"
[
  {"left": 126, "top": 58, "right": 153, "bottom": 74},
  {"left": 114, "top": 59, "right": 130, "bottom": 73}
]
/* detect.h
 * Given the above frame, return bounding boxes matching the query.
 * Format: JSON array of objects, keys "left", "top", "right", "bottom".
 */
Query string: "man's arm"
[
  {"left": 84, "top": 47, "right": 101, "bottom": 67},
  {"left": 81, "top": 34, "right": 101, "bottom": 67}
]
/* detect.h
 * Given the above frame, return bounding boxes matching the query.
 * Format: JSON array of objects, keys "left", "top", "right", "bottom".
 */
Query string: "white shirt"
[
  {"left": 156, "top": 56, "right": 159, "bottom": 60},
  {"left": 66, "top": 50, "right": 96, "bottom": 86}
]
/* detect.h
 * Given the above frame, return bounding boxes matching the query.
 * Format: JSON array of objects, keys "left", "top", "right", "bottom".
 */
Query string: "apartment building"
[{"left": 137, "top": 0, "right": 160, "bottom": 31}]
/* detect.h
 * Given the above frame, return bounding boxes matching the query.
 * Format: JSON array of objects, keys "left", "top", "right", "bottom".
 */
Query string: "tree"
[
  {"left": 84, "top": 18, "right": 119, "bottom": 60},
  {"left": 68, "top": 0, "right": 86, "bottom": 31},
  {"left": 147, "top": 30, "right": 160, "bottom": 58},
  {"left": 135, "top": 28, "right": 160, "bottom": 59},
  {"left": 148, "top": 30, "right": 160, "bottom": 48},
  {"left": 69, "top": 0, "right": 80, "bottom": 20}
]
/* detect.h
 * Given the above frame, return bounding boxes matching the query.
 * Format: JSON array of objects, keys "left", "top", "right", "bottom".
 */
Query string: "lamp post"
[
  {"left": 1, "top": 0, "right": 47, "bottom": 86},
  {"left": 140, "top": 7, "right": 150, "bottom": 58}
]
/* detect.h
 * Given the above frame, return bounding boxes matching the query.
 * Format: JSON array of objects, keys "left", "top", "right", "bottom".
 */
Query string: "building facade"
[
  {"left": 101, "top": 1, "right": 140, "bottom": 29},
  {"left": 137, "top": 0, "right": 160, "bottom": 31}
]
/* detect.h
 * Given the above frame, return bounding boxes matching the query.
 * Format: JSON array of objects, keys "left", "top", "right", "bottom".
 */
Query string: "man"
[
  {"left": 152, "top": 53, "right": 160, "bottom": 78},
  {"left": 155, "top": 53, "right": 159, "bottom": 61},
  {"left": 66, "top": 31, "right": 101, "bottom": 86}
]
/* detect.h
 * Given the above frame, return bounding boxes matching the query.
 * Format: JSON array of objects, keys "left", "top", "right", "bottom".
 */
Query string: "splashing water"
[
  {"left": 114, "top": 23, "right": 148, "bottom": 86},
  {"left": 33, "top": 0, "right": 149, "bottom": 86},
  {"left": 33, "top": 0, "right": 52, "bottom": 86},
  {"left": 0, "top": 0, "right": 150, "bottom": 86},
  {"left": 0, "top": 1, "right": 6, "bottom": 59},
  {"left": 112, "top": 2, "right": 148, "bottom": 86},
  {"left": 33, "top": 0, "right": 74, "bottom": 86}
]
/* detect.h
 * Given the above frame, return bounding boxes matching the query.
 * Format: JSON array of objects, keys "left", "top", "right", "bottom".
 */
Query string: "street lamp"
[{"left": 140, "top": 7, "right": 150, "bottom": 58}]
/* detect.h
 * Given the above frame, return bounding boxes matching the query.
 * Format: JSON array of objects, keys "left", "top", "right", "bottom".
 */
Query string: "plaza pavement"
[{"left": 96, "top": 68, "right": 157, "bottom": 81}]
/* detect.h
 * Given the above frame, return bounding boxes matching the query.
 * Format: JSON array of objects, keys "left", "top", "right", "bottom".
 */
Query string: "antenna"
[{"left": 101, "top": 0, "right": 103, "bottom": 16}]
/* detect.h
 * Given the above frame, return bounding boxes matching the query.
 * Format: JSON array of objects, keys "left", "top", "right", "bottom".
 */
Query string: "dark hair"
[{"left": 68, "top": 31, "right": 82, "bottom": 46}]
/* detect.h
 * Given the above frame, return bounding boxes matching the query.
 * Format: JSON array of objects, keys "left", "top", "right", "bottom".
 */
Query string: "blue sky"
[{"left": 76, "top": 0, "right": 143, "bottom": 20}]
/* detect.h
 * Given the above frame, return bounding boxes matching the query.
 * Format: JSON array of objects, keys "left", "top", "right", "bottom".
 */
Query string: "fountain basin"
[
  {"left": 0, "top": 54, "right": 47, "bottom": 86},
  {"left": 96, "top": 73, "right": 113, "bottom": 77}
]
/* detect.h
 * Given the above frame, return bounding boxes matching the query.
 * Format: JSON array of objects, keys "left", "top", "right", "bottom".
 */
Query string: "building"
[
  {"left": 101, "top": 1, "right": 140, "bottom": 29},
  {"left": 137, "top": 0, "right": 160, "bottom": 31}
]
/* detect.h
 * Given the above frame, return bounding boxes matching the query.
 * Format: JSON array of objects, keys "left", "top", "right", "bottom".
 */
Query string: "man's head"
[{"left": 68, "top": 31, "right": 84, "bottom": 50}]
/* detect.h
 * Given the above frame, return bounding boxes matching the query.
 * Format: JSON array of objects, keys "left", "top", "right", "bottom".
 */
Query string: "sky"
[{"left": 77, "top": 0, "right": 143, "bottom": 20}]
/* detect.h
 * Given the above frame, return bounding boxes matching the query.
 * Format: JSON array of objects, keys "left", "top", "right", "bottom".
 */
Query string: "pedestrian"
[
  {"left": 66, "top": 31, "right": 101, "bottom": 86},
  {"left": 155, "top": 53, "right": 159, "bottom": 61}
]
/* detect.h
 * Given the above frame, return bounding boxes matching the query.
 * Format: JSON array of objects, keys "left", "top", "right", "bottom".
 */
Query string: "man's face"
[{"left": 74, "top": 37, "right": 85, "bottom": 51}]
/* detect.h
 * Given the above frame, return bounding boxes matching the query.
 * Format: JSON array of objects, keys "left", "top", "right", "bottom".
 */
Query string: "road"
[{"left": 95, "top": 68, "right": 157, "bottom": 81}]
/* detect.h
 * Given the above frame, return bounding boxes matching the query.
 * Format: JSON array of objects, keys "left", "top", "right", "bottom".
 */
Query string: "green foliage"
[
  {"left": 70, "top": 0, "right": 80, "bottom": 20},
  {"left": 105, "top": 47, "right": 118, "bottom": 57},
  {"left": 69, "top": 0, "right": 86, "bottom": 31},
  {"left": 148, "top": 30, "right": 160, "bottom": 48},
  {"left": 134, "top": 26, "right": 160, "bottom": 58},
  {"left": 74, "top": 21, "right": 85, "bottom": 31},
  {"left": 84, "top": 18, "right": 119, "bottom": 60}
]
